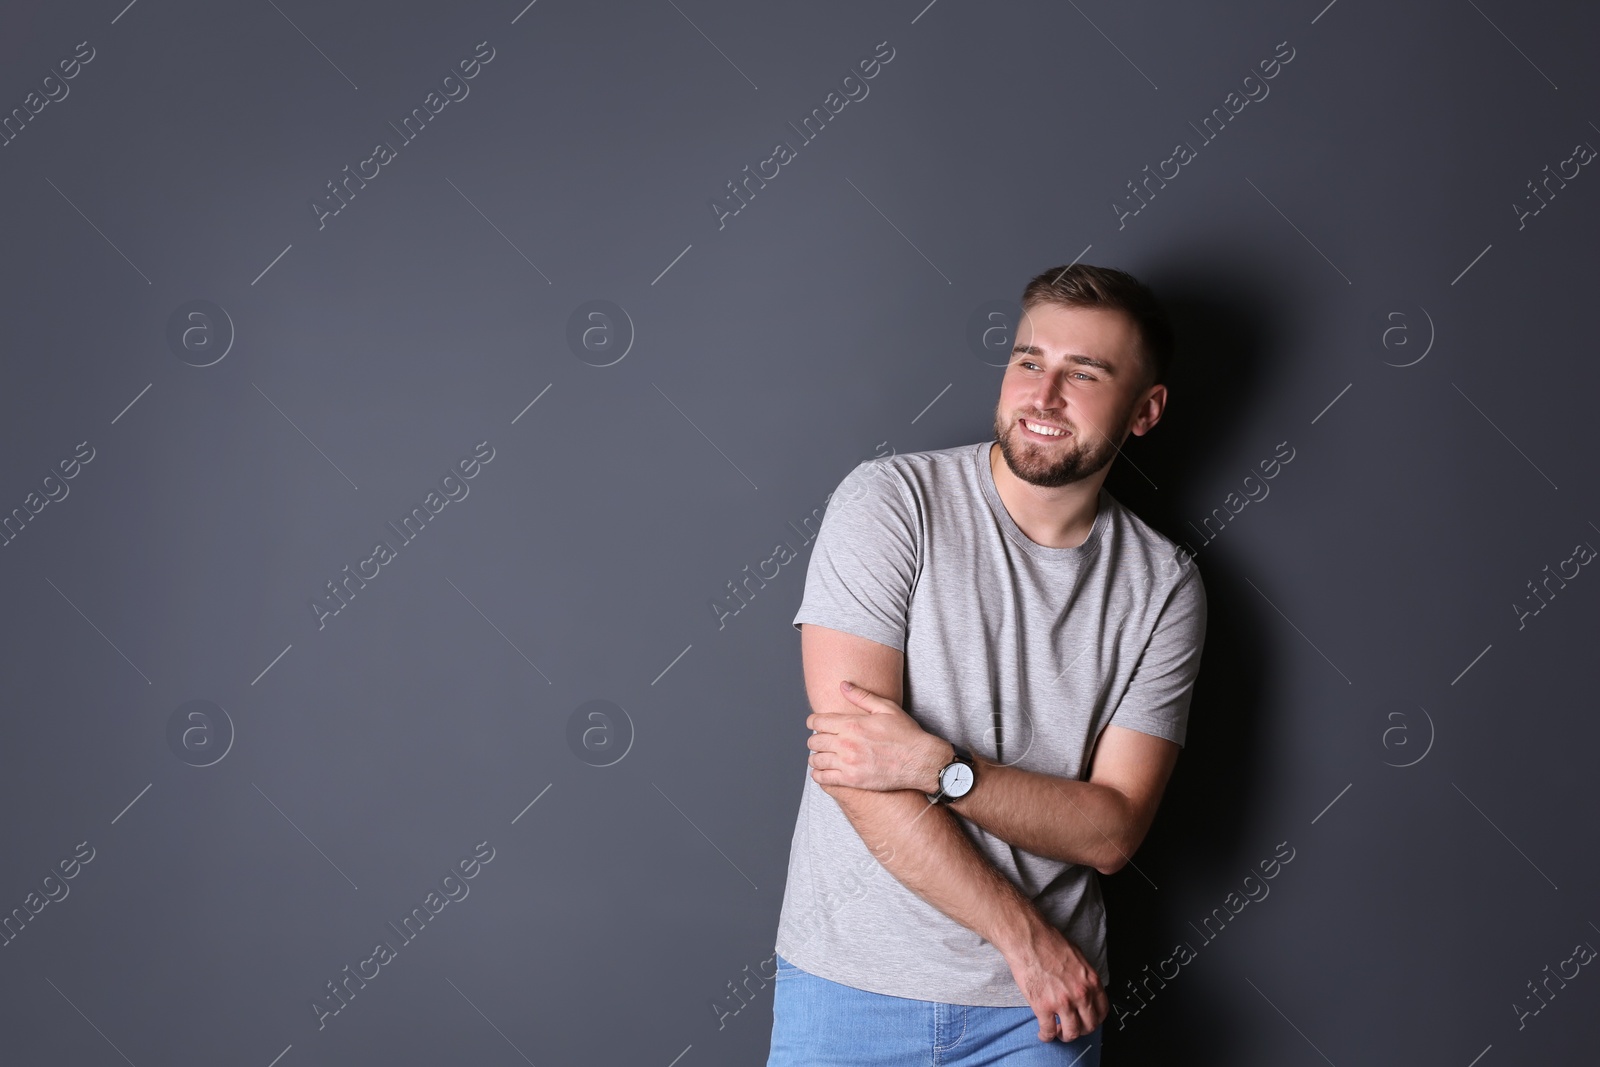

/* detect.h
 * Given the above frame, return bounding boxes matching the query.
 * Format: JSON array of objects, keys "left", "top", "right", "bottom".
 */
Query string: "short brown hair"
[{"left": 1019, "top": 264, "right": 1174, "bottom": 389}]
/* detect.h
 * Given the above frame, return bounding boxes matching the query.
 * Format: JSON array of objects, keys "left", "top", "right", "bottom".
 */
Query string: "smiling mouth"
[{"left": 1019, "top": 418, "right": 1069, "bottom": 440}]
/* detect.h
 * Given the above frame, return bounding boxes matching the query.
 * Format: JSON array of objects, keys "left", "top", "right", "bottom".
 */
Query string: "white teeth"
[{"left": 1024, "top": 419, "right": 1065, "bottom": 437}]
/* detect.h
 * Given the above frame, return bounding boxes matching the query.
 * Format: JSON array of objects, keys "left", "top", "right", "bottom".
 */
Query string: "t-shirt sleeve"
[
  {"left": 790, "top": 460, "right": 919, "bottom": 651},
  {"left": 1107, "top": 566, "right": 1207, "bottom": 747}
]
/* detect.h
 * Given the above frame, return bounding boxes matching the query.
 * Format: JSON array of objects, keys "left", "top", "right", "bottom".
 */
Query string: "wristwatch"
[{"left": 927, "top": 744, "right": 977, "bottom": 805}]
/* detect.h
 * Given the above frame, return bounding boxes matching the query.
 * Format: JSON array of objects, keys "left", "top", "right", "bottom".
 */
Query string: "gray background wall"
[{"left": 1, "top": 0, "right": 1595, "bottom": 1064}]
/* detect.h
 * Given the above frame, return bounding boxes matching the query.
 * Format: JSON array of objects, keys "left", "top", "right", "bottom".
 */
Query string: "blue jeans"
[{"left": 767, "top": 953, "right": 1102, "bottom": 1066}]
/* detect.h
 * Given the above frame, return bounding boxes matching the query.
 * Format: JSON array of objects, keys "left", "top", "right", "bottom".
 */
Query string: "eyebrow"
[{"left": 1012, "top": 343, "right": 1117, "bottom": 376}]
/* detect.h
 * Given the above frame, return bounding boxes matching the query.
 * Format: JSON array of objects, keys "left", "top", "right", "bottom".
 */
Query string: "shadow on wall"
[{"left": 1099, "top": 255, "right": 1293, "bottom": 1065}]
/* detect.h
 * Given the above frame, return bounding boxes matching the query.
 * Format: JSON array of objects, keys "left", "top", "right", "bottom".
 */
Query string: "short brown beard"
[{"left": 992, "top": 403, "right": 1132, "bottom": 488}]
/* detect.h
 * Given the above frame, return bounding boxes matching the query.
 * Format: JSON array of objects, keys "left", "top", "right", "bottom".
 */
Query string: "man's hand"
[
  {"left": 1003, "top": 920, "right": 1110, "bottom": 1043},
  {"left": 806, "top": 680, "right": 953, "bottom": 794}
]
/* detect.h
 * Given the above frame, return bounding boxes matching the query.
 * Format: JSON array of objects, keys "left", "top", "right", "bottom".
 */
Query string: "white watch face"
[{"left": 940, "top": 762, "right": 973, "bottom": 797}]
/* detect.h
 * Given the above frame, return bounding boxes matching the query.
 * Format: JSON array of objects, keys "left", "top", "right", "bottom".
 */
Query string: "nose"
[{"left": 1027, "top": 371, "right": 1068, "bottom": 412}]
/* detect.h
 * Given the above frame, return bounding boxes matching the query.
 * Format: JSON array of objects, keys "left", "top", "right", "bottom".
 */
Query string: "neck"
[{"left": 988, "top": 442, "right": 1104, "bottom": 549}]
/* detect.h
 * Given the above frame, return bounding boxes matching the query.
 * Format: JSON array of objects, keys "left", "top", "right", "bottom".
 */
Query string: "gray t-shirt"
[{"left": 775, "top": 440, "right": 1207, "bottom": 1006}]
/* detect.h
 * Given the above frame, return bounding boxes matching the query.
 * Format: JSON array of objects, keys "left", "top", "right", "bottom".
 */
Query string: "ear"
[{"left": 1128, "top": 383, "right": 1167, "bottom": 437}]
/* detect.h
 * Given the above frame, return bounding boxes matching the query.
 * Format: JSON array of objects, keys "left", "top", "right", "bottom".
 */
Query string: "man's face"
[{"left": 992, "top": 302, "right": 1156, "bottom": 488}]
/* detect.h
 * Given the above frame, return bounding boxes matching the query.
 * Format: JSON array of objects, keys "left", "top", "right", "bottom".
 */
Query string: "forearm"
[
  {"left": 944, "top": 754, "right": 1139, "bottom": 874},
  {"left": 823, "top": 782, "right": 1048, "bottom": 956}
]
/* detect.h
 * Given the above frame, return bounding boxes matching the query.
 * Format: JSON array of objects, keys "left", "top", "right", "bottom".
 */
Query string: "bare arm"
[
  {"left": 943, "top": 727, "right": 1180, "bottom": 875},
  {"left": 804, "top": 674, "right": 1179, "bottom": 874},
  {"left": 799, "top": 623, "right": 1106, "bottom": 1041}
]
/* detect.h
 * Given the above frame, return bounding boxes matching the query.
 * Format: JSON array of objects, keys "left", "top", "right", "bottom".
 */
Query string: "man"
[{"left": 766, "top": 263, "right": 1207, "bottom": 1065}]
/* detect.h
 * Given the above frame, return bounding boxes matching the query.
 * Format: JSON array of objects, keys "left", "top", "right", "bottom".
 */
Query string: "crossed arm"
[
  {"left": 806, "top": 622, "right": 1180, "bottom": 903},
  {"left": 802, "top": 622, "right": 1181, "bottom": 877},
  {"left": 799, "top": 622, "right": 1048, "bottom": 959},
  {"left": 798, "top": 623, "right": 1179, "bottom": 1040}
]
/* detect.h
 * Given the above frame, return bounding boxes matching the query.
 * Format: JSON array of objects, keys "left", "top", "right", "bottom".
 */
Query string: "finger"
[
  {"left": 809, "top": 712, "right": 862, "bottom": 734},
  {"left": 1034, "top": 1007, "right": 1058, "bottom": 1042},
  {"left": 840, "top": 680, "right": 888, "bottom": 708},
  {"left": 838, "top": 687, "right": 902, "bottom": 713},
  {"left": 1066, "top": 1003, "right": 1096, "bottom": 1043},
  {"left": 810, "top": 729, "right": 849, "bottom": 751},
  {"left": 1078, "top": 978, "right": 1107, "bottom": 1031}
]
